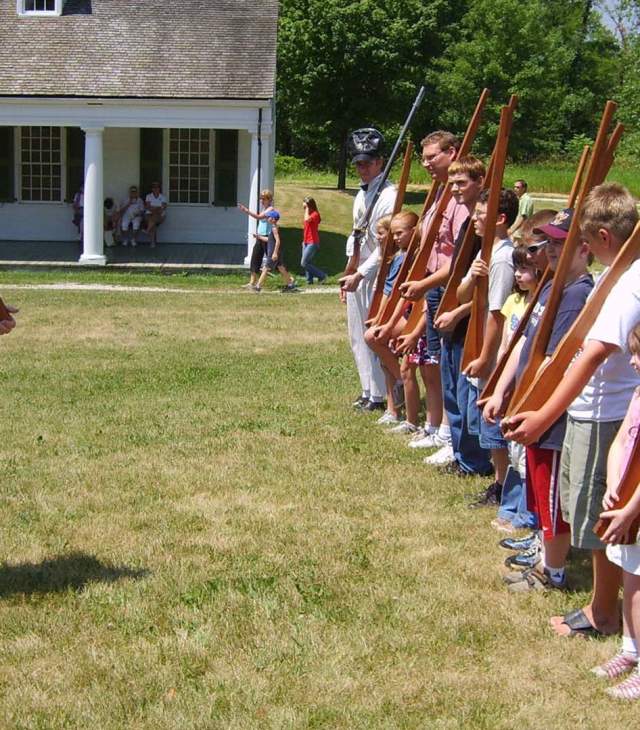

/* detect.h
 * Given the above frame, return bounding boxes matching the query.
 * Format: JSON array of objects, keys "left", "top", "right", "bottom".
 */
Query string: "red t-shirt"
[{"left": 303, "top": 210, "right": 321, "bottom": 245}]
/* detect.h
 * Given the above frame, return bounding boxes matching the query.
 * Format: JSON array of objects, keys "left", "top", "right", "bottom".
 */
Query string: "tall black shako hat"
[{"left": 348, "top": 128, "right": 385, "bottom": 163}]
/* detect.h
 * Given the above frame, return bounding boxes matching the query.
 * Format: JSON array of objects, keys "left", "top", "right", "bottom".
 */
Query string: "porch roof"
[{"left": 0, "top": 0, "right": 277, "bottom": 101}]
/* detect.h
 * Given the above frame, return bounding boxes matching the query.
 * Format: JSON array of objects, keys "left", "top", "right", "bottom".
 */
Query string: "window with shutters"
[
  {"left": 168, "top": 129, "right": 210, "bottom": 204},
  {"left": 20, "top": 126, "right": 62, "bottom": 202}
]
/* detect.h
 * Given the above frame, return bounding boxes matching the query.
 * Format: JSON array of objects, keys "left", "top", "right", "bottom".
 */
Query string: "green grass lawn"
[{"left": 0, "top": 287, "right": 635, "bottom": 728}]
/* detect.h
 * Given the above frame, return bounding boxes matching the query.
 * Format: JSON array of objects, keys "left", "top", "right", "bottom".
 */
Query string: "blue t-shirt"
[
  {"left": 383, "top": 251, "right": 406, "bottom": 296},
  {"left": 257, "top": 219, "right": 272, "bottom": 237},
  {"left": 515, "top": 273, "right": 594, "bottom": 450}
]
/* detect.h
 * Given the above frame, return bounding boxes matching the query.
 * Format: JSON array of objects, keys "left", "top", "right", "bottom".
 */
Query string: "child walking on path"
[
  {"left": 255, "top": 211, "right": 297, "bottom": 293},
  {"left": 594, "top": 323, "right": 640, "bottom": 699},
  {"left": 301, "top": 197, "right": 327, "bottom": 284}
]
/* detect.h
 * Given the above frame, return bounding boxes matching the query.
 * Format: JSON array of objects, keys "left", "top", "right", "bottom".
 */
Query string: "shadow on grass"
[{"left": 0, "top": 552, "right": 149, "bottom": 597}]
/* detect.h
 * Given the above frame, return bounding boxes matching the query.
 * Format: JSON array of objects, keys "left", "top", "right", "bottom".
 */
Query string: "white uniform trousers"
[{"left": 347, "top": 276, "right": 386, "bottom": 400}]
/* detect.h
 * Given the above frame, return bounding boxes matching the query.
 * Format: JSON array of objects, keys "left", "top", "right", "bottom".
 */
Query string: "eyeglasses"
[
  {"left": 420, "top": 148, "right": 449, "bottom": 164},
  {"left": 526, "top": 240, "right": 548, "bottom": 253}
]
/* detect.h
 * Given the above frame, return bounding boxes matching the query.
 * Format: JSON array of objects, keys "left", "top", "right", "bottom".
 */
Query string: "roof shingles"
[{"left": 0, "top": 0, "right": 278, "bottom": 100}]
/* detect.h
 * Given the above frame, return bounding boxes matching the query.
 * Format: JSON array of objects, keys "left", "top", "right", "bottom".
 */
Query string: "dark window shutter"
[
  {"left": 0, "top": 127, "right": 15, "bottom": 202},
  {"left": 214, "top": 130, "right": 238, "bottom": 207},
  {"left": 66, "top": 127, "right": 85, "bottom": 202},
  {"left": 140, "top": 128, "right": 163, "bottom": 199}
]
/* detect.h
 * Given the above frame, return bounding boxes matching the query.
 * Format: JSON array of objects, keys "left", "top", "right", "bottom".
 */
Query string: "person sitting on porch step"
[
  {"left": 104, "top": 197, "right": 120, "bottom": 247},
  {"left": 144, "top": 182, "right": 168, "bottom": 248},
  {"left": 120, "top": 186, "right": 145, "bottom": 247}
]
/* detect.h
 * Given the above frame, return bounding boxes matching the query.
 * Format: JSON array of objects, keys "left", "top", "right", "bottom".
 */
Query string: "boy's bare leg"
[
  {"left": 401, "top": 357, "right": 421, "bottom": 427},
  {"left": 551, "top": 549, "right": 621, "bottom": 635},
  {"left": 365, "top": 329, "right": 401, "bottom": 382},
  {"left": 491, "top": 447, "right": 510, "bottom": 486},
  {"left": 542, "top": 532, "right": 570, "bottom": 572},
  {"left": 418, "top": 363, "right": 442, "bottom": 429}
]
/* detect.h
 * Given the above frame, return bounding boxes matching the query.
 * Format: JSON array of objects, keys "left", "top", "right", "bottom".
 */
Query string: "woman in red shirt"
[{"left": 301, "top": 197, "right": 327, "bottom": 284}]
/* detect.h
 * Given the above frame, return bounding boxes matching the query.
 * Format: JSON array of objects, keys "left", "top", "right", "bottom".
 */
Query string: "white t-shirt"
[
  {"left": 145, "top": 192, "right": 167, "bottom": 209},
  {"left": 569, "top": 259, "right": 640, "bottom": 421},
  {"left": 462, "top": 238, "right": 514, "bottom": 311}
]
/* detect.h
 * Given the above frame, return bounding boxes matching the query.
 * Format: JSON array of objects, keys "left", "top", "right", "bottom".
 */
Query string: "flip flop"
[{"left": 559, "top": 608, "right": 605, "bottom": 638}]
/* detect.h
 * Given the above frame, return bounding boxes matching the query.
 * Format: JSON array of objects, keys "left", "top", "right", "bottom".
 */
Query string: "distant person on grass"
[
  {"left": 509, "top": 179, "right": 534, "bottom": 241},
  {"left": 301, "top": 197, "right": 327, "bottom": 284},
  {"left": 239, "top": 190, "right": 275, "bottom": 290},
  {"left": 255, "top": 211, "right": 297, "bottom": 293}
]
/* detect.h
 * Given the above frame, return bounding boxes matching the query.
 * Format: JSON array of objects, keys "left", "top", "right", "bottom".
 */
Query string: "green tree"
[
  {"left": 435, "top": 0, "right": 620, "bottom": 159},
  {"left": 277, "top": 0, "right": 467, "bottom": 188}
]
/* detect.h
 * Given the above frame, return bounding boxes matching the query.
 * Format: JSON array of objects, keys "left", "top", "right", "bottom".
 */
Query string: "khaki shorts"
[{"left": 559, "top": 416, "right": 621, "bottom": 550}]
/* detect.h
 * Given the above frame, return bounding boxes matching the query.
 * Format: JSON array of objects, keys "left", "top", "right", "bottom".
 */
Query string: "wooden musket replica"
[
  {"left": 459, "top": 97, "right": 517, "bottom": 371},
  {"left": 477, "top": 143, "right": 592, "bottom": 404},
  {"left": 344, "top": 86, "right": 426, "bottom": 276},
  {"left": 375, "top": 88, "right": 490, "bottom": 330},
  {"left": 373, "top": 181, "right": 441, "bottom": 325},
  {"left": 504, "top": 100, "right": 621, "bottom": 416},
  {"left": 594, "top": 426, "right": 640, "bottom": 544},
  {"left": 367, "top": 140, "right": 414, "bottom": 321}
]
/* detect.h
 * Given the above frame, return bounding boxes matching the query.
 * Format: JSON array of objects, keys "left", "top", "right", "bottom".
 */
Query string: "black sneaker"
[
  {"left": 352, "top": 396, "right": 368, "bottom": 410},
  {"left": 362, "top": 399, "right": 385, "bottom": 412},
  {"left": 504, "top": 544, "right": 540, "bottom": 569},
  {"left": 467, "top": 481, "right": 502, "bottom": 509},
  {"left": 499, "top": 533, "right": 537, "bottom": 551}
]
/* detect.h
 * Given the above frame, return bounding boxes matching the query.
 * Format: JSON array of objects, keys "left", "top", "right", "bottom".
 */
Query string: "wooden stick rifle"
[
  {"left": 374, "top": 88, "right": 490, "bottom": 335},
  {"left": 459, "top": 97, "right": 517, "bottom": 372},
  {"left": 503, "top": 100, "right": 618, "bottom": 417},
  {"left": 343, "top": 86, "right": 426, "bottom": 277},
  {"left": 367, "top": 141, "right": 414, "bottom": 321},
  {"left": 593, "top": 426, "right": 640, "bottom": 544},
  {"left": 477, "top": 143, "right": 592, "bottom": 405}
]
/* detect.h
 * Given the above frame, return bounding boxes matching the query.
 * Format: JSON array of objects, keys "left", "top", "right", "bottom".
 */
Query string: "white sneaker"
[
  {"left": 376, "top": 411, "right": 401, "bottom": 426},
  {"left": 408, "top": 431, "right": 448, "bottom": 450},
  {"left": 388, "top": 421, "right": 418, "bottom": 435},
  {"left": 423, "top": 444, "right": 455, "bottom": 465}
]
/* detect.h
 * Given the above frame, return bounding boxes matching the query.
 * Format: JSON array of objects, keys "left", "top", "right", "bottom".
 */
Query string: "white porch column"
[
  {"left": 79, "top": 127, "right": 106, "bottom": 265},
  {"left": 245, "top": 130, "right": 260, "bottom": 265}
]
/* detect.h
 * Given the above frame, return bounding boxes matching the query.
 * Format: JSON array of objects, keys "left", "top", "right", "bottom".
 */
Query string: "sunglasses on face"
[{"left": 526, "top": 240, "right": 548, "bottom": 254}]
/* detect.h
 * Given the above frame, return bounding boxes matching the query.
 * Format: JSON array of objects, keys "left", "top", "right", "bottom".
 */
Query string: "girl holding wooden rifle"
[
  {"left": 364, "top": 211, "right": 417, "bottom": 426},
  {"left": 594, "top": 322, "right": 640, "bottom": 699}
]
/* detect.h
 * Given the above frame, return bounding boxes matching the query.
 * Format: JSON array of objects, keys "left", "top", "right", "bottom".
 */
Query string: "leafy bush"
[{"left": 275, "top": 154, "right": 307, "bottom": 177}]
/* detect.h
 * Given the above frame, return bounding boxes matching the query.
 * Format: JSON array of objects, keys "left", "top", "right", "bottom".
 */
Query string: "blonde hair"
[
  {"left": 448, "top": 155, "right": 486, "bottom": 181},
  {"left": 260, "top": 189, "right": 274, "bottom": 202},
  {"left": 521, "top": 209, "right": 557, "bottom": 243},
  {"left": 580, "top": 183, "right": 639, "bottom": 243},
  {"left": 391, "top": 210, "right": 419, "bottom": 229},
  {"left": 629, "top": 322, "right": 640, "bottom": 356},
  {"left": 376, "top": 214, "right": 392, "bottom": 232}
]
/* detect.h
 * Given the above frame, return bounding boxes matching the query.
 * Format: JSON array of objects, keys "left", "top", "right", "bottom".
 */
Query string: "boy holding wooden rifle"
[
  {"left": 433, "top": 156, "right": 493, "bottom": 475},
  {"left": 504, "top": 183, "right": 640, "bottom": 632},
  {"left": 373, "top": 131, "right": 463, "bottom": 448},
  {"left": 456, "top": 188, "right": 518, "bottom": 501},
  {"left": 485, "top": 209, "right": 594, "bottom": 590}
]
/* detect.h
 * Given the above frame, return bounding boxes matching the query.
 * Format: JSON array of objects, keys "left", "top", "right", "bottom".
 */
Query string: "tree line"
[{"left": 276, "top": 0, "right": 640, "bottom": 188}]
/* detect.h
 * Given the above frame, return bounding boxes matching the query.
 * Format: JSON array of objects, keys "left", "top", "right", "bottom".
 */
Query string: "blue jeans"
[
  {"left": 301, "top": 244, "right": 326, "bottom": 283},
  {"left": 425, "top": 287, "right": 444, "bottom": 362},
  {"left": 497, "top": 467, "right": 538, "bottom": 529},
  {"left": 440, "top": 336, "right": 492, "bottom": 476}
]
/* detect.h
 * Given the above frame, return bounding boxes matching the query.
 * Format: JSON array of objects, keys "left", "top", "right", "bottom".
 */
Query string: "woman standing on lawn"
[
  {"left": 239, "top": 190, "right": 275, "bottom": 289},
  {"left": 301, "top": 197, "right": 326, "bottom": 284}
]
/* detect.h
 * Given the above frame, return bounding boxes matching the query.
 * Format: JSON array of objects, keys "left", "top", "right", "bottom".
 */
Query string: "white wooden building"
[{"left": 0, "top": 0, "right": 277, "bottom": 264}]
